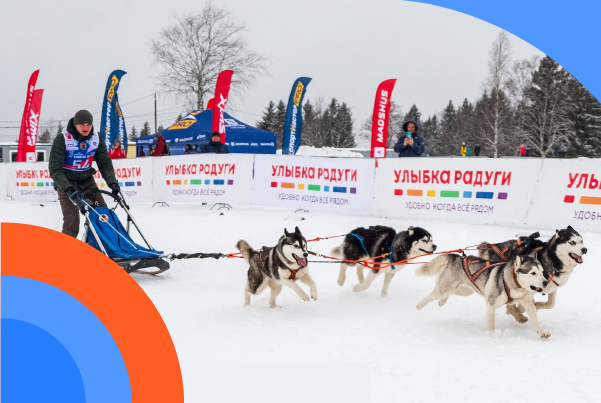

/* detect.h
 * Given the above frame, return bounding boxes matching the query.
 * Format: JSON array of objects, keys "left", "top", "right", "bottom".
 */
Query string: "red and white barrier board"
[
  {"left": 152, "top": 154, "right": 254, "bottom": 204},
  {"left": 252, "top": 155, "right": 376, "bottom": 216},
  {"left": 93, "top": 158, "right": 153, "bottom": 202},
  {"left": 6, "top": 162, "right": 58, "bottom": 202},
  {"left": 374, "top": 158, "right": 542, "bottom": 227},
  {"left": 526, "top": 158, "right": 601, "bottom": 232}
]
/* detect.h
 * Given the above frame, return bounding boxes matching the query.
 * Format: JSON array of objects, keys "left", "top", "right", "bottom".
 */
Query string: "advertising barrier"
[
  {"left": 0, "top": 163, "right": 8, "bottom": 198},
  {"left": 93, "top": 158, "right": 153, "bottom": 202},
  {"left": 6, "top": 161, "right": 58, "bottom": 202},
  {"left": 526, "top": 158, "right": 601, "bottom": 232},
  {"left": 152, "top": 154, "right": 254, "bottom": 204},
  {"left": 374, "top": 157, "right": 542, "bottom": 227},
  {"left": 252, "top": 155, "right": 376, "bottom": 216}
]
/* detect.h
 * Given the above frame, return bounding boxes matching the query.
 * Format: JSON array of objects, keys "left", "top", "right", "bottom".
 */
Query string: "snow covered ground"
[{"left": 1, "top": 199, "right": 600, "bottom": 403}]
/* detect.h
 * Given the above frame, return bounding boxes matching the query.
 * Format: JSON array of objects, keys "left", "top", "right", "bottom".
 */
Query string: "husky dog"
[
  {"left": 237, "top": 227, "right": 317, "bottom": 308},
  {"left": 332, "top": 226, "right": 436, "bottom": 297},
  {"left": 496, "top": 226, "right": 587, "bottom": 323},
  {"left": 416, "top": 254, "right": 551, "bottom": 338}
]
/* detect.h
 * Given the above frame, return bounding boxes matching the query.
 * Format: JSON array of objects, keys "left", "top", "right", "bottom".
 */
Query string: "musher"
[{"left": 49, "top": 110, "right": 120, "bottom": 237}]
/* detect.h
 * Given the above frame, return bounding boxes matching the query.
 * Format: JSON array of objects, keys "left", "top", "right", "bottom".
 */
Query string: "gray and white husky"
[
  {"left": 332, "top": 225, "right": 436, "bottom": 297},
  {"left": 237, "top": 226, "right": 317, "bottom": 308},
  {"left": 416, "top": 254, "right": 551, "bottom": 338},
  {"left": 484, "top": 226, "right": 587, "bottom": 323}
]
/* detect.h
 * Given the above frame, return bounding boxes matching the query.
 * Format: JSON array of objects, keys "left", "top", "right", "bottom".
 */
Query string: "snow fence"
[{"left": 2, "top": 155, "right": 600, "bottom": 233}]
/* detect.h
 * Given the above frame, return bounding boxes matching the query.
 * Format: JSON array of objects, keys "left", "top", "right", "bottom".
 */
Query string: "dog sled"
[{"left": 80, "top": 189, "right": 171, "bottom": 275}]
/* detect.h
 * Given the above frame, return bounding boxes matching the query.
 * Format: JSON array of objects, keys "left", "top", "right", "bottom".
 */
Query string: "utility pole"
[{"left": 154, "top": 93, "right": 158, "bottom": 133}]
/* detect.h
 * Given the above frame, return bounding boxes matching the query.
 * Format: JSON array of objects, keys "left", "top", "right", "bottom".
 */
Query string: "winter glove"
[
  {"left": 109, "top": 183, "right": 121, "bottom": 197},
  {"left": 66, "top": 187, "right": 90, "bottom": 215}
]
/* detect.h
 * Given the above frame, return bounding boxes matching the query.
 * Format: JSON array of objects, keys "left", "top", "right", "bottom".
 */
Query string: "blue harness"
[{"left": 348, "top": 233, "right": 396, "bottom": 271}]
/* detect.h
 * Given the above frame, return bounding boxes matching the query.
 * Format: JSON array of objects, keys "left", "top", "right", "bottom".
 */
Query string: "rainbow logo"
[
  {"left": 564, "top": 195, "right": 601, "bottom": 205},
  {"left": 166, "top": 179, "right": 234, "bottom": 185},
  {"left": 393, "top": 189, "right": 508, "bottom": 200},
  {"left": 271, "top": 181, "right": 357, "bottom": 194}
]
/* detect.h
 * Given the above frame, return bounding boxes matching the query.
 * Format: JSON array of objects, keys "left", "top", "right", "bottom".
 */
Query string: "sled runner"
[{"left": 80, "top": 189, "right": 170, "bottom": 275}]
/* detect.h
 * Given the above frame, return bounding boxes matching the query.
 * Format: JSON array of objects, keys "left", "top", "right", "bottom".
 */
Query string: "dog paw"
[
  {"left": 353, "top": 284, "right": 365, "bottom": 292},
  {"left": 517, "top": 316, "right": 528, "bottom": 324},
  {"left": 337, "top": 277, "right": 346, "bottom": 287},
  {"left": 299, "top": 292, "right": 310, "bottom": 301},
  {"left": 538, "top": 331, "right": 551, "bottom": 339},
  {"left": 438, "top": 298, "right": 448, "bottom": 307},
  {"left": 311, "top": 291, "right": 318, "bottom": 301},
  {"left": 269, "top": 304, "right": 282, "bottom": 309},
  {"left": 416, "top": 302, "right": 425, "bottom": 310}
]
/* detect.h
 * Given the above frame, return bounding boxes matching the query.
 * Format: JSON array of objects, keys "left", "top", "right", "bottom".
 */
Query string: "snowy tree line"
[
  {"left": 362, "top": 33, "right": 601, "bottom": 158},
  {"left": 256, "top": 98, "right": 356, "bottom": 149}
]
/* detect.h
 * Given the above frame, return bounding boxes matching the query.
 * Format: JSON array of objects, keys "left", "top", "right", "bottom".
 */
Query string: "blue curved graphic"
[
  {"left": 1, "top": 276, "right": 132, "bottom": 402},
  {"left": 2, "top": 319, "right": 86, "bottom": 402},
  {"left": 408, "top": 1, "right": 601, "bottom": 100}
]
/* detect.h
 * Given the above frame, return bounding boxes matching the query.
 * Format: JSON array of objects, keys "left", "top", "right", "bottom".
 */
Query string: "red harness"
[{"left": 462, "top": 256, "right": 522, "bottom": 302}]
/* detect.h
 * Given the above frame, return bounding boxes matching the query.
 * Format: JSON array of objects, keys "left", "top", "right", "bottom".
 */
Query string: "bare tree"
[
  {"left": 150, "top": 3, "right": 269, "bottom": 110},
  {"left": 477, "top": 31, "right": 513, "bottom": 157}
]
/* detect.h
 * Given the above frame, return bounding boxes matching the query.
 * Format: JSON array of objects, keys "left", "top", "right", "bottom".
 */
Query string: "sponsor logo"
[
  {"left": 107, "top": 75, "right": 119, "bottom": 102},
  {"left": 260, "top": 142, "right": 275, "bottom": 147},
  {"left": 168, "top": 120, "right": 195, "bottom": 130},
  {"left": 80, "top": 143, "right": 87, "bottom": 150},
  {"left": 293, "top": 82, "right": 304, "bottom": 106},
  {"left": 224, "top": 118, "right": 244, "bottom": 128},
  {"left": 376, "top": 90, "right": 389, "bottom": 144},
  {"left": 374, "top": 147, "right": 385, "bottom": 158},
  {"left": 175, "top": 138, "right": 179, "bottom": 143},
  {"left": 26, "top": 111, "right": 40, "bottom": 147},
  {"left": 251, "top": 143, "right": 258, "bottom": 146},
  {"left": 99, "top": 214, "right": 109, "bottom": 223},
  {"left": 216, "top": 94, "right": 228, "bottom": 134},
  {"left": 196, "top": 134, "right": 206, "bottom": 140},
  {"left": 116, "top": 101, "right": 123, "bottom": 118}
]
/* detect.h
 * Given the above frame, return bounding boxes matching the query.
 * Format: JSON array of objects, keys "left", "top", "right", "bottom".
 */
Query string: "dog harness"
[
  {"left": 259, "top": 247, "right": 298, "bottom": 280},
  {"left": 349, "top": 232, "right": 397, "bottom": 270},
  {"left": 462, "top": 256, "right": 523, "bottom": 303}
]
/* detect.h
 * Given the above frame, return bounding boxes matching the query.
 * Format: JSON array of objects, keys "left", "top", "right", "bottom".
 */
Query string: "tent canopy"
[{"left": 136, "top": 110, "right": 276, "bottom": 155}]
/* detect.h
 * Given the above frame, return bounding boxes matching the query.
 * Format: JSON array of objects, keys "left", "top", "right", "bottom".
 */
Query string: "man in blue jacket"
[
  {"left": 200, "top": 132, "right": 229, "bottom": 154},
  {"left": 393, "top": 120, "right": 425, "bottom": 157}
]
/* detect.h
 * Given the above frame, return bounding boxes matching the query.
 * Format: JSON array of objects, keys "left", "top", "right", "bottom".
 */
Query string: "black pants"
[{"left": 57, "top": 186, "right": 107, "bottom": 238}]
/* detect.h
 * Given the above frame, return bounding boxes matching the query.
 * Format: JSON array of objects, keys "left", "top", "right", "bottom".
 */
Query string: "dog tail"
[
  {"left": 236, "top": 240, "right": 255, "bottom": 263},
  {"left": 415, "top": 255, "right": 452, "bottom": 277},
  {"left": 330, "top": 245, "right": 342, "bottom": 258}
]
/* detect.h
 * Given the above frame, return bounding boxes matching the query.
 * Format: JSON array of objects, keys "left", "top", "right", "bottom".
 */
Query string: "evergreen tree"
[
  {"left": 157, "top": 124, "right": 164, "bottom": 132},
  {"left": 440, "top": 100, "right": 457, "bottom": 141},
  {"left": 55, "top": 121, "right": 64, "bottom": 137},
  {"left": 256, "top": 101, "right": 276, "bottom": 131},
  {"left": 38, "top": 128, "right": 52, "bottom": 143},
  {"left": 140, "top": 121, "right": 151, "bottom": 137},
  {"left": 403, "top": 104, "right": 422, "bottom": 125},
  {"left": 321, "top": 98, "right": 338, "bottom": 147},
  {"left": 474, "top": 89, "right": 513, "bottom": 157},
  {"left": 421, "top": 115, "right": 442, "bottom": 156},
  {"left": 331, "top": 102, "right": 356, "bottom": 148},
  {"left": 129, "top": 125, "right": 139, "bottom": 142},
  {"left": 274, "top": 100, "right": 287, "bottom": 149},
  {"left": 301, "top": 100, "right": 321, "bottom": 146},
  {"left": 175, "top": 113, "right": 183, "bottom": 122},
  {"left": 523, "top": 56, "right": 572, "bottom": 157}
]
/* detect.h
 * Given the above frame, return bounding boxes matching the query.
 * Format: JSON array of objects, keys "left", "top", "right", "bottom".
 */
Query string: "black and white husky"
[
  {"left": 416, "top": 254, "right": 551, "bottom": 338},
  {"left": 332, "top": 226, "right": 436, "bottom": 297},
  {"left": 237, "top": 227, "right": 317, "bottom": 308},
  {"left": 480, "top": 226, "right": 587, "bottom": 323}
]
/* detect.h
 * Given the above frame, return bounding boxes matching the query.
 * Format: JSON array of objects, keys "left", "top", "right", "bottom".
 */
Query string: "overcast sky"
[{"left": 0, "top": 0, "right": 544, "bottom": 145}]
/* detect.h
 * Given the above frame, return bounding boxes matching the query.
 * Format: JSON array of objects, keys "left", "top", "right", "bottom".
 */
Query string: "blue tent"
[{"left": 135, "top": 110, "right": 276, "bottom": 155}]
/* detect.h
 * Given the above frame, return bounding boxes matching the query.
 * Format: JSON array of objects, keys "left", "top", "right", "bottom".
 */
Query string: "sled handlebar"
[{"left": 93, "top": 189, "right": 130, "bottom": 210}]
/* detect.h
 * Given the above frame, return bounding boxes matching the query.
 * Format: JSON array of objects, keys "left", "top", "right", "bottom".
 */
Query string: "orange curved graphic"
[{"left": 1, "top": 223, "right": 183, "bottom": 402}]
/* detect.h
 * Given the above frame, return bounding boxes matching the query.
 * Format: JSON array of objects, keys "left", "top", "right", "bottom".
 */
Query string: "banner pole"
[{"left": 154, "top": 93, "right": 157, "bottom": 133}]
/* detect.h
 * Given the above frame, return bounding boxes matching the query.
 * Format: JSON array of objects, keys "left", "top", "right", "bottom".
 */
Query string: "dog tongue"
[{"left": 298, "top": 257, "right": 307, "bottom": 267}]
